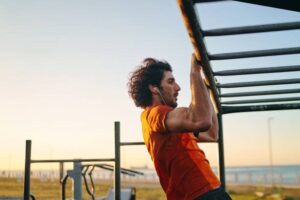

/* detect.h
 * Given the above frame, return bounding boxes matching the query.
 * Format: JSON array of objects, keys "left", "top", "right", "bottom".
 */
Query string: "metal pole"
[
  {"left": 235, "top": 0, "right": 300, "bottom": 13},
  {"left": 222, "top": 103, "right": 300, "bottom": 114},
  {"left": 61, "top": 175, "right": 68, "bottom": 200},
  {"left": 221, "top": 97, "right": 300, "bottom": 105},
  {"left": 214, "top": 65, "right": 300, "bottom": 76},
  {"left": 220, "top": 88, "right": 300, "bottom": 98},
  {"left": 203, "top": 21, "right": 300, "bottom": 36},
  {"left": 59, "top": 162, "right": 64, "bottom": 200},
  {"left": 268, "top": 117, "right": 274, "bottom": 187},
  {"left": 24, "top": 140, "right": 31, "bottom": 200},
  {"left": 217, "top": 113, "right": 226, "bottom": 189},
  {"left": 31, "top": 158, "right": 115, "bottom": 163},
  {"left": 72, "top": 161, "right": 82, "bottom": 200},
  {"left": 114, "top": 121, "right": 121, "bottom": 200},
  {"left": 59, "top": 162, "right": 64, "bottom": 182},
  {"left": 120, "top": 142, "right": 145, "bottom": 146},
  {"left": 209, "top": 47, "right": 300, "bottom": 60},
  {"left": 217, "top": 78, "right": 300, "bottom": 88}
]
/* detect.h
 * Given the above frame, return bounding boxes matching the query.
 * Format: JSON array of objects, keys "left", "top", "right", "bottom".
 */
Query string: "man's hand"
[
  {"left": 191, "top": 53, "right": 202, "bottom": 74},
  {"left": 191, "top": 54, "right": 209, "bottom": 86}
]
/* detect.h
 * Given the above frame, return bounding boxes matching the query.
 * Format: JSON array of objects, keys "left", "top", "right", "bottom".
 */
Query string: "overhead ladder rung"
[
  {"left": 218, "top": 78, "right": 300, "bottom": 88},
  {"left": 214, "top": 65, "right": 300, "bottom": 76},
  {"left": 222, "top": 103, "right": 300, "bottom": 114},
  {"left": 203, "top": 21, "right": 300, "bottom": 37},
  {"left": 222, "top": 97, "right": 300, "bottom": 105},
  {"left": 209, "top": 47, "right": 300, "bottom": 60},
  {"left": 220, "top": 88, "right": 300, "bottom": 97}
]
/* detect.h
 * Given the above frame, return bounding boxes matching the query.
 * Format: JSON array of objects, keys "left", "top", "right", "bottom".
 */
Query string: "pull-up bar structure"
[
  {"left": 178, "top": 0, "right": 300, "bottom": 189},
  {"left": 24, "top": 122, "right": 123, "bottom": 200}
]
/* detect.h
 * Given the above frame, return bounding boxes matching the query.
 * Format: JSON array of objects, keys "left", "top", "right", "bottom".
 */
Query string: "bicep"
[
  {"left": 165, "top": 107, "right": 188, "bottom": 133},
  {"left": 166, "top": 107, "right": 210, "bottom": 133}
]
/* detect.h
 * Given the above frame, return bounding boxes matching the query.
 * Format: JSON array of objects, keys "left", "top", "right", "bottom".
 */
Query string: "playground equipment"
[
  {"left": 23, "top": 122, "right": 142, "bottom": 200},
  {"left": 177, "top": 0, "right": 300, "bottom": 188}
]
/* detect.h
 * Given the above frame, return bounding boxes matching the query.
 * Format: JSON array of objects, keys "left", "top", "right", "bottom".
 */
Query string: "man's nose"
[{"left": 175, "top": 83, "right": 181, "bottom": 91}]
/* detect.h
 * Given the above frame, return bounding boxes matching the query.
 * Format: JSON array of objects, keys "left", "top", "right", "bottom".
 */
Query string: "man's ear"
[{"left": 149, "top": 85, "right": 159, "bottom": 95}]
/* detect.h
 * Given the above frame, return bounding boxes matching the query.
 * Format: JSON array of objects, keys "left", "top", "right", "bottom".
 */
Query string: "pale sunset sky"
[{"left": 0, "top": 0, "right": 300, "bottom": 171}]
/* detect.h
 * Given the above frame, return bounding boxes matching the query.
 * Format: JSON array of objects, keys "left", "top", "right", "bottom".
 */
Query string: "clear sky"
[{"left": 1, "top": 0, "right": 300, "bottom": 170}]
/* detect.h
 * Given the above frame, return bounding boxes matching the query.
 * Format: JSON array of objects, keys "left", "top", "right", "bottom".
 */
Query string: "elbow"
[
  {"left": 211, "top": 126, "right": 219, "bottom": 142},
  {"left": 193, "top": 118, "right": 212, "bottom": 132},
  {"left": 212, "top": 133, "right": 219, "bottom": 142}
]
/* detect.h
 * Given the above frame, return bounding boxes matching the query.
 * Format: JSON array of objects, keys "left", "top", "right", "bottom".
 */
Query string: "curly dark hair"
[{"left": 128, "top": 58, "right": 172, "bottom": 108}]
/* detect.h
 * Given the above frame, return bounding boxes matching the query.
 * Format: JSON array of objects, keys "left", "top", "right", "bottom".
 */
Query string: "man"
[{"left": 128, "top": 54, "right": 231, "bottom": 200}]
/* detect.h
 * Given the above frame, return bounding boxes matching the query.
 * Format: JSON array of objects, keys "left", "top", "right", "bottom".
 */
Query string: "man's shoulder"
[
  {"left": 141, "top": 105, "right": 173, "bottom": 123},
  {"left": 141, "top": 105, "right": 173, "bottom": 133},
  {"left": 144, "top": 105, "right": 173, "bottom": 115}
]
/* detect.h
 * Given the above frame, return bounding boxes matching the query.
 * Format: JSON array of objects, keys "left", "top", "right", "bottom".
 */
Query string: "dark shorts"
[{"left": 194, "top": 187, "right": 232, "bottom": 200}]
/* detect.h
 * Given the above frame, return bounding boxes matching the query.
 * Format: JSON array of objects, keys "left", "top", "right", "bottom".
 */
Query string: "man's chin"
[{"left": 170, "top": 102, "right": 178, "bottom": 108}]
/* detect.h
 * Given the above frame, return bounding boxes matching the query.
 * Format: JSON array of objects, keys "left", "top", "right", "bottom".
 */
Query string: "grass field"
[{"left": 1, "top": 177, "right": 300, "bottom": 199}]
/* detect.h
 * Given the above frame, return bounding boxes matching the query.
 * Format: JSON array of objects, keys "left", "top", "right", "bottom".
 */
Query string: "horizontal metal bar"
[
  {"left": 192, "top": 1, "right": 300, "bottom": 22},
  {"left": 193, "top": 0, "right": 300, "bottom": 12},
  {"left": 120, "top": 142, "right": 145, "bottom": 146},
  {"left": 222, "top": 97, "right": 300, "bottom": 105},
  {"left": 121, "top": 140, "right": 216, "bottom": 145},
  {"left": 222, "top": 103, "right": 300, "bottom": 114},
  {"left": 31, "top": 158, "right": 115, "bottom": 163},
  {"left": 220, "top": 88, "right": 300, "bottom": 97},
  {"left": 218, "top": 78, "right": 300, "bottom": 88},
  {"left": 203, "top": 22, "right": 300, "bottom": 36},
  {"left": 192, "top": 0, "right": 225, "bottom": 3},
  {"left": 93, "top": 164, "right": 141, "bottom": 176},
  {"left": 214, "top": 65, "right": 300, "bottom": 76},
  {"left": 235, "top": 0, "right": 300, "bottom": 13},
  {"left": 209, "top": 47, "right": 300, "bottom": 60},
  {"left": 101, "top": 164, "right": 144, "bottom": 175}
]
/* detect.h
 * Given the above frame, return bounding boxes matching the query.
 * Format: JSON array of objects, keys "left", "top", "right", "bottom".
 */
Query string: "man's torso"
[{"left": 141, "top": 105, "right": 220, "bottom": 200}]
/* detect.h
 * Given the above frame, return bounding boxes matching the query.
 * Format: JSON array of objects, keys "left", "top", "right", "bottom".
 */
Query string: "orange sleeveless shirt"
[{"left": 141, "top": 105, "right": 220, "bottom": 200}]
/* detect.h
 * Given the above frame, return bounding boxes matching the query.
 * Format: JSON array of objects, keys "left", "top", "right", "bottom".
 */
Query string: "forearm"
[
  {"left": 190, "top": 72, "right": 212, "bottom": 118},
  {"left": 194, "top": 87, "right": 219, "bottom": 141},
  {"left": 208, "top": 79, "right": 219, "bottom": 138},
  {"left": 210, "top": 106, "right": 219, "bottom": 140},
  {"left": 188, "top": 55, "right": 213, "bottom": 131}
]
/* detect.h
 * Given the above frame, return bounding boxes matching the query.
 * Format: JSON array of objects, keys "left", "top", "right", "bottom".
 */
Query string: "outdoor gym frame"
[
  {"left": 178, "top": 0, "right": 300, "bottom": 189},
  {"left": 24, "top": 122, "right": 122, "bottom": 200}
]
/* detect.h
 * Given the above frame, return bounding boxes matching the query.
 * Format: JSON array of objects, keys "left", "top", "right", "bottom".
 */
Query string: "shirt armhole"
[
  {"left": 148, "top": 105, "right": 173, "bottom": 133},
  {"left": 164, "top": 111, "right": 171, "bottom": 133}
]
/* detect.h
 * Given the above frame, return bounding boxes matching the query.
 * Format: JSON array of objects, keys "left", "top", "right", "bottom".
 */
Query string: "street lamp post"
[{"left": 268, "top": 117, "right": 274, "bottom": 186}]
